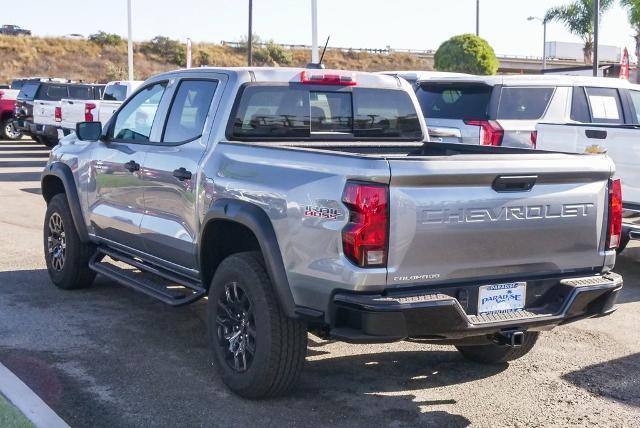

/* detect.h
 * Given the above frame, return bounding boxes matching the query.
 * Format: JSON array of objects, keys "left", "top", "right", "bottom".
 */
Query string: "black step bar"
[{"left": 89, "top": 247, "right": 206, "bottom": 306}]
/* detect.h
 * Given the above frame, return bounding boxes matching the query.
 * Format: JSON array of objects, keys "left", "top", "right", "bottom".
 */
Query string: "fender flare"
[
  {"left": 201, "top": 199, "right": 297, "bottom": 318},
  {"left": 41, "top": 162, "right": 91, "bottom": 243}
]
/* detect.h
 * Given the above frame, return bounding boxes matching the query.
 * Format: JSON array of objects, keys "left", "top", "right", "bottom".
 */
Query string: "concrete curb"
[{"left": 0, "top": 363, "right": 69, "bottom": 428}]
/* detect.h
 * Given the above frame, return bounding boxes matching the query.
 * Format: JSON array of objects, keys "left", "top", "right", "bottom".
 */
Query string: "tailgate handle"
[
  {"left": 492, "top": 175, "right": 537, "bottom": 192},
  {"left": 585, "top": 129, "right": 607, "bottom": 139}
]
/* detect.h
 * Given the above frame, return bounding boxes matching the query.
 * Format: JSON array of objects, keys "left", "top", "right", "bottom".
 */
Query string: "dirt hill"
[{"left": 0, "top": 35, "right": 433, "bottom": 83}]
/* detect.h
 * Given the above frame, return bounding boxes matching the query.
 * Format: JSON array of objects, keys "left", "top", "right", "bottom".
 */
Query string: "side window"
[
  {"left": 162, "top": 80, "right": 218, "bottom": 144},
  {"left": 628, "top": 90, "right": 640, "bottom": 123},
  {"left": 585, "top": 87, "right": 624, "bottom": 124},
  {"left": 112, "top": 83, "right": 167, "bottom": 143},
  {"left": 570, "top": 87, "right": 591, "bottom": 123},
  {"left": 497, "top": 87, "right": 555, "bottom": 120}
]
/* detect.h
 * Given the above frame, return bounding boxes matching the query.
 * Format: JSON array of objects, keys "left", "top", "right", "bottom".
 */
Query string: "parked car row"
[{"left": 12, "top": 78, "right": 141, "bottom": 147}]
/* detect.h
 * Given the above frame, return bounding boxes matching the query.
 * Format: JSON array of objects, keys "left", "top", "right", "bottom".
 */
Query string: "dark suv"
[
  {"left": 0, "top": 25, "right": 31, "bottom": 36},
  {"left": 15, "top": 80, "right": 103, "bottom": 146}
]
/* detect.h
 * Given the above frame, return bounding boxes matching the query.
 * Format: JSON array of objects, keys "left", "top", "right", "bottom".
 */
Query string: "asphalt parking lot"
[{"left": 0, "top": 139, "right": 639, "bottom": 427}]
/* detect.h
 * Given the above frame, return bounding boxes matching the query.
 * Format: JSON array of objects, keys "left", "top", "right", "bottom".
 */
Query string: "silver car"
[{"left": 415, "top": 74, "right": 640, "bottom": 148}]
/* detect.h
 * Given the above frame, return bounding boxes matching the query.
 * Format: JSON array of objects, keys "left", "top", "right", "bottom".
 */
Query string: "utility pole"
[
  {"left": 127, "top": 0, "right": 134, "bottom": 80},
  {"left": 593, "top": 0, "right": 599, "bottom": 76},
  {"left": 248, "top": 0, "right": 253, "bottom": 66},
  {"left": 476, "top": 0, "right": 480, "bottom": 36},
  {"left": 311, "top": 0, "right": 319, "bottom": 64}
]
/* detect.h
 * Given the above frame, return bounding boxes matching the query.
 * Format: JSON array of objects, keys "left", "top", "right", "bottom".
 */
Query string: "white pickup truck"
[
  {"left": 536, "top": 123, "right": 640, "bottom": 251},
  {"left": 59, "top": 81, "right": 142, "bottom": 135}
]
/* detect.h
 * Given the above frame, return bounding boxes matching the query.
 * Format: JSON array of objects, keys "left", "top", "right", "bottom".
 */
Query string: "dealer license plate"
[{"left": 477, "top": 282, "right": 526, "bottom": 315}]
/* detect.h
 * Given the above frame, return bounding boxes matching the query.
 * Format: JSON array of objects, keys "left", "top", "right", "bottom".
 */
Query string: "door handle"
[
  {"left": 173, "top": 167, "right": 192, "bottom": 181},
  {"left": 585, "top": 129, "right": 607, "bottom": 139},
  {"left": 492, "top": 175, "right": 537, "bottom": 192},
  {"left": 124, "top": 160, "right": 140, "bottom": 173}
]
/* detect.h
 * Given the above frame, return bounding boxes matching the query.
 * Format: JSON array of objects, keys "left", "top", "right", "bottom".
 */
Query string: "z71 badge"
[{"left": 304, "top": 205, "right": 340, "bottom": 220}]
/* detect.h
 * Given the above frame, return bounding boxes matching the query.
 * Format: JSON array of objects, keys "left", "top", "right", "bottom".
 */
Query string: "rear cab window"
[
  {"left": 103, "top": 84, "right": 129, "bottom": 101},
  {"left": 229, "top": 85, "right": 422, "bottom": 141},
  {"left": 68, "top": 85, "right": 93, "bottom": 100},
  {"left": 38, "top": 84, "right": 69, "bottom": 101},
  {"left": 496, "top": 87, "right": 555, "bottom": 120},
  {"left": 415, "top": 84, "right": 492, "bottom": 120}
]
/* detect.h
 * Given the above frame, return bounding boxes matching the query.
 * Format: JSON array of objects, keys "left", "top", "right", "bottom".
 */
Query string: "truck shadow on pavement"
[
  {"left": 0, "top": 269, "right": 482, "bottom": 426},
  {"left": 562, "top": 352, "right": 640, "bottom": 408}
]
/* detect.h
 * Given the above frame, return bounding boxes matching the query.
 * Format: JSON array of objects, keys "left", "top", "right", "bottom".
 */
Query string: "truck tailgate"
[{"left": 386, "top": 153, "right": 613, "bottom": 286}]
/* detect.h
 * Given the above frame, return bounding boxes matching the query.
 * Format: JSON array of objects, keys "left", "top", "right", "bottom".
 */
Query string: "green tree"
[
  {"left": 140, "top": 36, "right": 186, "bottom": 66},
  {"left": 544, "top": 0, "right": 614, "bottom": 64},
  {"left": 620, "top": 0, "right": 640, "bottom": 62},
  {"left": 88, "top": 31, "right": 123, "bottom": 47},
  {"left": 434, "top": 34, "right": 498, "bottom": 75}
]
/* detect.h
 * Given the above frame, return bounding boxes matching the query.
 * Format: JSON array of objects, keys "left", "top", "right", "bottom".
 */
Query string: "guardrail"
[{"left": 219, "top": 41, "right": 635, "bottom": 67}]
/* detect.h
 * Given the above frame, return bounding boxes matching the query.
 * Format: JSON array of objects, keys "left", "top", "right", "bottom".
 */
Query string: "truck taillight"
[
  {"left": 54, "top": 106, "right": 62, "bottom": 122},
  {"left": 0, "top": 90, "right": 4, "bottom": 99},
  {"left": 530, "top": 130, "right": 538, "bottom": 149},
  {"left": 464, "top": 120, "right": 504, "bottom": 146},
  {"left": 342, "top": 182, "right": 388, "bottom": 267},
  {"left": 607, "top": 178, "right": 622, "bottom": 249},
  {"left": 84, "top": 103, "right": 97, "bottom": 122}
]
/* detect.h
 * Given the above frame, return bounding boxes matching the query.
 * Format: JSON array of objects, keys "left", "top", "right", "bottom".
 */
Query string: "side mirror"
[{"left": 76, "top": 121, "right": 102, "bottom": 141}]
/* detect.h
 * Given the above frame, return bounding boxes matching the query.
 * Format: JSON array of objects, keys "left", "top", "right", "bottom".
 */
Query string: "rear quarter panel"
[{"left": 202, "top": 142, "right": 391, "bottom": 313}]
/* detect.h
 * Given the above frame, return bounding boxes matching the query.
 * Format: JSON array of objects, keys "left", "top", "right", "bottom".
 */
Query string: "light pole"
[
  {"left": 127, "top": 0, "right": 134, "bottom": 80},
  {"left": 248, "top": 0, "right": 253, "bottom": 66},
  {"left": 311, "top": 0, "right": 319, "bottom": 64},
  {"left": 476, "top": 0, "right": 480, "bottom": 36},
  {"left": 528, "top": 16, "right": 547, "bottom": 70},
  {"left": 593, "top": 0, "right": 599, "bottom": 76}
]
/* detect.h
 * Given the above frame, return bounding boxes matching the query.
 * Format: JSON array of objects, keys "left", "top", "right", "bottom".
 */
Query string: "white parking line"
[{"left": 0, "top": 362, "right": 70, "bottom": 428}]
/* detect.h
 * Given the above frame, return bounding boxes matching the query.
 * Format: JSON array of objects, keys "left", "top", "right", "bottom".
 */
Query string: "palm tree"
[
  {"left": 545, "top": 0, "right": 614, "bottom": 64},
  {"left": 620, "top": 0, "right": 640, "bottom": 61}
]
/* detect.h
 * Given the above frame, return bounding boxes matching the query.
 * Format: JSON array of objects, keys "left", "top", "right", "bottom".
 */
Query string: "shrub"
[
  {"left": 140, "top": 36, "right": 185, "bottom": 66},
  {"left": 197, "top": 50, "right": 211, "bottom": 66},
  {"left": 89, "top": 31, "right": 123, "bottom": 47},
  {"left": 434, "top": 34, "right": 498, "bottom": 75}
]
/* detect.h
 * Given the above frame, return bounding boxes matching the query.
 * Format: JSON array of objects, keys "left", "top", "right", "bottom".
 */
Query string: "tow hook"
[{"left": 497, "top": 330, "right": 525, "bottom": 347}]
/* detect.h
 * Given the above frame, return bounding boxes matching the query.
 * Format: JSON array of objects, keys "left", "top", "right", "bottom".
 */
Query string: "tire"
[
  {"left": 1, "top": 118, "right": 22, "bottom": 140},
  {"left": 207, "top": 252, "right": 307, "bottom": 399},
  {"left": 456, "top": 332, "right": 539, "bottom": 364},
  {"left": 43, "top": 194, "right": 96, "bottom": 290},
  {"left": 617, "top": 233, "right": 630, "bottom": 254},
  {"left": 40, "top": 136, "right": 58, "bottom": 148}
]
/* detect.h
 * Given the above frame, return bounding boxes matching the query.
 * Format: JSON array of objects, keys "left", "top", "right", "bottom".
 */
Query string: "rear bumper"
[
  {"left": 329, "top": 272, "right": 622, "bottom": 343},
  {"left": 623, "top": 207, "right": 640, "bottom": 240},
  {"left": 15, "top": 120, "right": 57, "bottom": 138}
]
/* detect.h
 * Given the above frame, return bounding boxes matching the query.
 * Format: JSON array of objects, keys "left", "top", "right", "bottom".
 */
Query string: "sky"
[{"left": 3, "top": 0, "right": 639, "bottom": 60}]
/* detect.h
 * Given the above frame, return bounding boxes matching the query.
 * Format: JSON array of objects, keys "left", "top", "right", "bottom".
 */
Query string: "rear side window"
[
  {"left": 629, "top": 90, "right": 640, "bottom": 123},
  {"left": 39, "top": 84, "right": 68, "bottom": 100},
  {"left": 585, "top": 87, "right": 623, "bottom": 124},
  {"left": 570, "top": 87, "right": 591, "bottom": 123},
  {"left": 68, "top": 86, "right": 93, "bottom": 100},
  {"left": 415, "top": 84, "right": 492, "bottom": 120},
  {"left": 163, "top": 80, "right": 218, "bottom": 144},
  {"left": 18, "top": 82, "right": 39, "bottom": 100},
  {"left": 103, "top": 84, "right": 128, "bottom": 101},
  {"left": 230, "top": 86, "right": 422, "bottom": 141},
  {"left": 497, "top": 87, "right": 554, "bottom": 120}
]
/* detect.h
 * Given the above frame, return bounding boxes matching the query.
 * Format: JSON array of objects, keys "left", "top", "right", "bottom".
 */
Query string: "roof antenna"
[{"left": 306, "top": 36, "right": 329, "bottom": 69}]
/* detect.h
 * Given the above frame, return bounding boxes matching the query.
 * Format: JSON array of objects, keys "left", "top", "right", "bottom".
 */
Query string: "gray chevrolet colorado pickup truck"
[{"left": 41, "top": 67, "right": 623, "bottom": 399}]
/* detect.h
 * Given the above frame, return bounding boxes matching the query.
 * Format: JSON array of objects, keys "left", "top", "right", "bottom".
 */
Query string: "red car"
[{"left": 0, "top": 88, "right": 22, "bottom": 140}]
